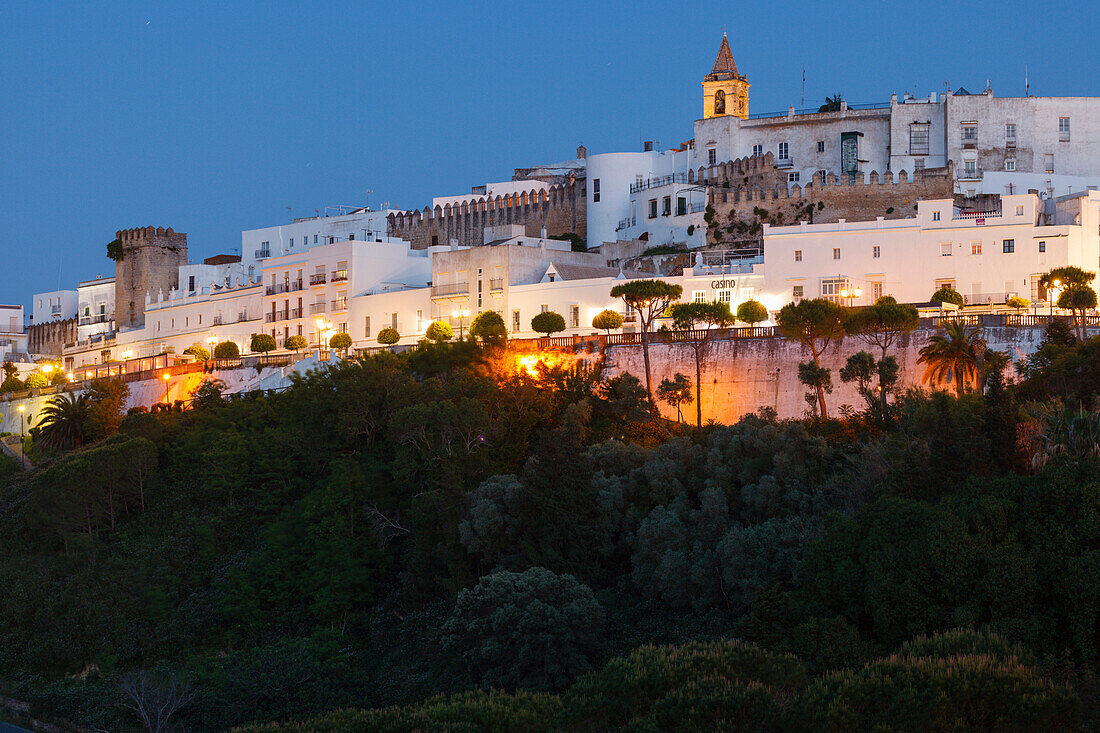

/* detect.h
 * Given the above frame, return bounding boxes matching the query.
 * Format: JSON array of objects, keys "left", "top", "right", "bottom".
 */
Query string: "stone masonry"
[{"left": 114, "top": 227, "right": 188, "bottom": 330}]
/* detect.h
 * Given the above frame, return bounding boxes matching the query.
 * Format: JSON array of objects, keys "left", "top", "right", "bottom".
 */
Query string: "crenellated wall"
[
  {"left": 387, "top": 180, "right": 586, "bottom": 249},
  {"left": 114, "top": 226, "right": 188, "bottom": 330},
  {"left": 27, "top": 318, "right": 77, "bottom": 357}
]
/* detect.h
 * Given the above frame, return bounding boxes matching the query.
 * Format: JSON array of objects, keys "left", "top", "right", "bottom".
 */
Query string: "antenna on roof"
[
  {"left": 1025, "top": 65, "right": 1029, "bottom": 97},
  {"left": 801, "top": 66, "right": 805, "bottom": 110}
]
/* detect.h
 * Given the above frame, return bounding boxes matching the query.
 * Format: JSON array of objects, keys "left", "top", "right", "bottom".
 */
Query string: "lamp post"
[
  {"left": 17, "top": 405, "right": 25, "bottom": 469},
  {"left": 314, "top": 317, "right": 333, "bottom": 358},
  {"left": 451, "top": 307, "right": 470, "bottom": 338},
  {"left": 1050, "top": 278, "right": 1061, "bottom": 318},
  {"left": 839, "top": 285, "right": 862, "bottom": 308},
  {"left": 207, "top": 335, "right": 218, "bottom": 361},
  {"left": 163, "top": 373, "right": 171, "bottom": 405}
]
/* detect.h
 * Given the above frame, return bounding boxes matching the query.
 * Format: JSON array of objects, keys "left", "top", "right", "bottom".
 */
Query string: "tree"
[
  {"left": 656, "top": 373, "right": 693, "bottom": 423},
  {"left": 549, "top": 232, "right": 587, "bottom": 252},
  {"left": 610, "top": 280, "right": 684, "bottom": 405},
  {"left": 470, "top": 311, "right": 507, "bottom": 343},
  {"left": 776, "top": 298, "right": 846, "bottom": 417},
  {"left": 0, "top": 375, "right": 22, "bottom": 393},
  {"left": 1042, "top": 266, "right": 1098, "bottom": 340},
  {"left": 183, "top": 344, "right": 210, "bottom": 361},
  {"left": 24, "top": 373, "right": 48, "bottom": 390},
  {"left": 284, "top": 335, "right": 307, "bottom": 353},
  {"left": 441, "top": 567, "right": 604, "bottom": 692},
  {"left": 736, "top": 299, "right": 769, "bottom": 326},
  {"left": 425, "top": 320, "right": 454, "bottom": 342},
  {"left": 668, "top": 301, "right": 735, "bottom": 425},
  {"left": 86, "top": 378, "right": 130, "bottom": 441},
  {"left": 1007, "top": 295, "right": 1030, "bottom": 313},
  {"left": 818, "top": 94, "right": 843, "bottom": 113},
  {"left": 106, "top": 238, "right": 124, "bottom": 261},
  {"left": 844, "top": 296, "right": 918, "bottom": 411},
  {"left": 917, "top": 320, "right": 987, "bottom": 397},
  {"left": 840, "top": 351, "right": 899, "bottom": 418},
  {"left": 250, "top": 333, "right": 277, "bottom": 354},
  {"left": 120, "top": 669, "right": 196, "bottom": 733},
  {"left": 377, "top": 327, "right": 400, "bottom": 345},
  {"left": 36, "top": 392, "right": 92, "bottom": 449},
  {"left": 591, "top": 309, "right": 623, "bottom": 339},
  {"left": 191, "top": 379, "right": 227, "bottom": 410},
  {"left": 213, "top": 341, "right": 240, "bottom": 358},
  {"left": 531, "top": 311, "right": 566, "bottom": 338},
  {"left": 930, "top": 285, "right": 965, "bottom": 308},
  {"left": 329, "top": 332, "right": 352, "bottom": 354}
]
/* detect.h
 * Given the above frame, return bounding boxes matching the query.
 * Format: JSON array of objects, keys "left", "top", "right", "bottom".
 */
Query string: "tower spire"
[{"left": 708, "top": 33, "right": 740, "bottom": 79}]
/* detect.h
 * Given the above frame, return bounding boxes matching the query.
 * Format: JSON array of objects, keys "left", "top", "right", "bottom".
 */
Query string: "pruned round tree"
[
  {"left": 377, "top": 327, "right": 400, "bottom": 345},
  {"left": 329, "top": 332, "right": 352, "bottom": 352},
  {"left": 250, "top": 333, "right": 277, "bottom": 354},
  {"left": 735, "top": 299, "right": 769, "bottom": 326},
  {"left": 425, "top": 320, "right": 454, "bottom": 342},
  {"left": 213, "top": 341, "right": 240, "bottom": 359},
  {"left": 592, "top": 309, "right": 624, "bottom": 337},
  {"left": 930, "top": 286, "right": 964, "bottom": 308},
  {"left": 469, "top": 311, "right": 507, "bottom": 342},
  {"left": 183, "top": 344, "right": 210, "bottom": 361},
  {"left": 531, "top": 311, "right": 566, "bottom": 338},
  {"left": 284, "top": 335, "right": 307, "bottom": 352}
]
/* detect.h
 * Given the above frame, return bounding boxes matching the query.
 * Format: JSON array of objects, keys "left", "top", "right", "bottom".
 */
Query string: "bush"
[
  {"left": 469, "top": 311, "right": 507, "bottom": 342},
  {"left": 328, "top": 332, "right": 352, "bottom": 352},
  {"left": 591, "top": 309, "right": 623, "bottom": 334},
  {"left": 377, "top": 327, "right": 400, "bottom": 345},
  {"left": 0, "top": 375, "right": 23, "bottom": 393},
  {"left": 250, "top": 333, "right": 277, "bottom": 354},
  {"left": 284, "top": 335, "right": 307, "bottom": 352},
  {"left": 531, "top": 311, "right": 566, "bottom": 337},
  {"left": 213, "top": 341, "right": 240, "bottom": 359},
  {"left": 441, "top": 567, "right": 604, "bottom": 692},
  {"left": 736, "top": 299, "right": 769, "bottom": 325},
  {"left": 183, "top": 344, "right": 210, "bottom": 361},
  {"left": 424, "top": 320, "right": 453, "bottom": 342},
  {"left": 24, "top": 373, "right": 48, "bottom": 390},
  {"left": 930, "top": 285, "right": 965, "bottom": 307}
]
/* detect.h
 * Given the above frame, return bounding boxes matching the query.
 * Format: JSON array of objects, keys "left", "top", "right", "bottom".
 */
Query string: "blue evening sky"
[{"left": 1, "top": 0, "right": 1096, "bottom": 309}]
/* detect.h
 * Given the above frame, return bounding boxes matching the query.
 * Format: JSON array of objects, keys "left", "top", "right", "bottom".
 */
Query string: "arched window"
[{"left": 714, "top": 89, "right": 726, "bottom": 114}]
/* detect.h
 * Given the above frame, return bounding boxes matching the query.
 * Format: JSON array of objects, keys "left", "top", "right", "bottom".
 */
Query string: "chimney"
[
  {"left": 541, "top": 225, "right": 547, "bottom": 238},
  {"left": 643, "top": 141, "right": 654, "bottom": 152},
  {"left": 576, "top": 145, "right": 587, "bottom": 159}
]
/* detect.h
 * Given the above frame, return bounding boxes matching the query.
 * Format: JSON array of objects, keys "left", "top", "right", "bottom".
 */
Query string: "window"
[
  {"left": 971, "top": 242, "right": 982, "bottom": 255},
  {"left": 932, "top": 211, "right": 941, "bottom": 221},
  {"left": 794, "top": 249, "right": 802, "bottom": 262},
  {"left": 1039, "top": 241, "right": 1046, "bottom": 253},
  {"left": 793, "top": 285, "right": 804, "bottom": 299},
  {"left": 570, "top": 305, "right": 579, "bottom": 328},
  {"left": 541, "top": 304, "right": 549, "bottom": 313},
  {"left": 1045, "top": 153, "right": 1054, "bottom": 173},
  {"left": 817, "top": 141, "right": 825, "bottom": 153},
  {"left": 714, "top": 89, "right": 726, "bottom": 114},
  {"left": 778, "top": 142, "right": 789, "bottom": 160},
  {"left": 188, "top": 275, "right": 195, "bottom": 291},
  {"left": 693, "top": 290, "right": 706, "bottom": 303},
  {"left": 872, "top": 282, "right": 883, "bottom": 300},
  {"left": 962, "top": 124, "right": 977, "bottom": 141},
  {"left": 963, "top": 160, "right": 977, "bottom": 178},
  {"left": 817, "top": 169, "right": 828, "bottom": 183},
  {"left": 416, "top": 310, "right": 424, "bottom": 331},
  {"left": 662, "top": 196, "right": 672, "bottom": 216},
  {"left": 1059, "top": 117, "right": 1070, "bottom": 140},
  {"left": 941, "top": 242, "right": 952, "bottom": 256},
  {"left": 752, "top": 144, "right": 763, "bottom": 157},
  {"left": 1005, "top": 160, "right": 1016, "bottom": 172},
  {"left": 913, "top": 159, "right": 925, "bottom": 171},
  {"left": 788, "top": 172, "right": 800, "bottom": 183},
  {"left": 936, "top": 279, "right": 956, "bottom": 291},
  {"left": 649, "top": 199, "right": 658, "bottom": 218},
  {"left": 1005, "top": 123, "right": 1016, "bottom": 140},
  {"left": 873, "top": 245, "right": 881, "bottom": 259},
  {"left": 391, "top": 312, "right": 398, "bottom": 329},
  {"left": 512, "top": 310, "right": 521, "bottom": 331},
  {"left": 591, "top": 178, "right": 599, "bottom": 203},
  {"left": 1015, "top": 205, "right": 1024, "bottom": 216},
  {"left": 909, "top": 124, "right": 930, "bottom": 155},
  {"left": 676, "top": 197, "right": 687, "bottom": 216},
  {"left": 742, "top": 287, "right": 755, "bottom": 300},
  {"left": 820, "top": 278, "right": 849, "bottom": 303},
  {"left": 1003, "top": 239, "right": 1015, "bottom": 253},
  {"left": 832, "top": 247, "right": 841, "bottom": 260},
  {"left": 717, "top": 290, "right": 731, "bottom": 304},
  {"left": 707, "top": 148, "right": 717, "bottom": 165},
  {"left": 289, "top": 238, "right": 294, "bottom": 248}
]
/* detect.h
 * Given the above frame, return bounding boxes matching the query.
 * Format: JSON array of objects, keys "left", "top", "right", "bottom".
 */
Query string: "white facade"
[
  {"left": 762, "top": 192, "right": 1100, "bottom": 307},
  {"left": 241, "top": 208, "right": 400, "bottom": 270},
  {"left": 31, "top": 289, "right": 78, "bottom": 324},
  {"left": 76, "top": 276, "right": 116, "bottom": 342},
  {"left": 0, "top": 305, "right": 26, "bottom": 362}
]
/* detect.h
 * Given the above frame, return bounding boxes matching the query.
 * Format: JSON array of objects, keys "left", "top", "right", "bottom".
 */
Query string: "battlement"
[
  {"left": 115, "top": 226, "right": 187, "bottom": 248},
  {"left": 114, "top": 226, "right": 189, "bottom": 330}
]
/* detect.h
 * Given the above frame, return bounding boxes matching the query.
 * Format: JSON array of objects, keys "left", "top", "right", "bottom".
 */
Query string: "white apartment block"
[
  {"left": 31, "top": 290, "right": 78, "bottom": 325},
  {"left": 242, "top": 207, "right": 400, "bottom": 271},
  {"left": 0, "top": 305, "right": 26, "bottom": 362},
  {"left": 762, "top": 191, "right": 1100, "bottom": 307}
]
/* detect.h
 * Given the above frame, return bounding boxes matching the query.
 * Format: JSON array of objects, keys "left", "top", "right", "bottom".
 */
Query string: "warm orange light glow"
[
  {"left": 514, "top": 352, "right": 567, "bottom": 378},
  {"left": 163, "top": 373, "right": 171, "bottom": 382}
]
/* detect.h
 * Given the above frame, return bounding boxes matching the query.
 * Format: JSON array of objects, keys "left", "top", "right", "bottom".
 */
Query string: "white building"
[
  {"left": 242, "top": 207, "right": 399, "bottom": 270},
  {"left": 30, "top": 289, "right": 78, "bottom": 325},
  {"left": 762, "top": 191, "right": 1100, "bottom": 307},
  {"left": 76, "top": 275, "right": 116, "bottom": 343},
  {"left": 0, "top": 305, "right": 27, "bottom": 363}
]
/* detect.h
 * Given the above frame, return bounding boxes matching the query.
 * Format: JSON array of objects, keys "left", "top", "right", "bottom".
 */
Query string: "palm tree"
[
  {"left": 36, "top": 392, "right": 91, "bottom": 450},
  {"left": 917, "top": 320, "right": 987, "bottom": 397}
]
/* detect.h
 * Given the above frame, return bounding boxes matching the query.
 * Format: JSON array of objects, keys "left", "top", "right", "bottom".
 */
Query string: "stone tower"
[
  {"left": 702, "top": 34, "right": 749, "bottom": 120},
  {"left": 114, "top": 226, "right": 188, "bottom": 329}
]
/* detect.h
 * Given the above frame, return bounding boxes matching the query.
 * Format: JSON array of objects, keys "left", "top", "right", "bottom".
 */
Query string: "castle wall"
[
  {"left": 27, "top": 318, "right": 77, "bottom": 357},
  {"left": 604, "top": 325, "right": 1045, "bottom": 422},
  {"left": 386, "top": 181, "right": 587, "bottom": 250},
  {"left": 114, "top": 227, "right": 188, "bottom": 330}
]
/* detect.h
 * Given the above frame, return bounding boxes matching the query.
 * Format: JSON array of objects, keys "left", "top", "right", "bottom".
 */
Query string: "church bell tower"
[{"left": 702, "top": 33, "right": 749, "bottom": 120}]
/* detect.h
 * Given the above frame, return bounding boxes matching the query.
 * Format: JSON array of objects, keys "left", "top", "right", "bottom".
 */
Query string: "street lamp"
[
  {"left": 1050, "top": 278, "right": 1061, "bottom": 317},
  {"left": 17, "top": 405, "right": 25, "bottom": 469},
  {"left": 451, "top": 307, "right": 470, "bottom": 338},
  {"left": 314, "top": 317, "right": 333, "bottom": 357},
  {"left": 839, "top": 285, "right": 862, "bottom": 307},
  {"left": 206, "top": 335, "right": 218, "bottom": 360},
  {"left": 163, "top": 373, "right": 171, "bottom": 405}
]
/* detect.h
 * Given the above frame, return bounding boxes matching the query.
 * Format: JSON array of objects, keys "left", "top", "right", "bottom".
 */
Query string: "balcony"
[
  {"left": 237, "top": 312, "right": 251, "bottom": 322},
  {"left": 1059, "top": 132, "right": 1071, "bottom": 142},
  {"left": 310, "top": 273, "right": 327, "bottom": 286},
  {"left": 330, "top": 298, "right": 348, "bottom": 312},
  {"left": 213, "top": 316, "right": 224, "bottom": 326},
  {"left": 309, "top": 302, "right": 327, "bottom": 315},
  {"left": 489, "top": 277, "right": 504, "bottom": 291},
  {"left": 255, "top": 249, "right": 271, "bottom": 259},
  {"left": 289, "top": 307, "right": 302, "bottom": 319},
  {"left": 953, "top": 209, "right": 1001, "bottom": 221},
  {"left": 331, "top": 269, "right": 348, "bottom": 283},
  {"left": 629, "top": 173, "right": 689, "bottom": 194},
  {"left": 266, "top": 280, "right": 303, "bottom": 295},
  {"left": 431, "top": 282, "right": 469, "bottom": 298},
  {"left": 775, "top": 157, "right": 793, "bottom": 169},
  {"left": 617, "top": 216, "right": 636, "bottom": 231},
  {"left": 957, "top": 167, "right": 983, "bottom": 181},
  {"left": 79, "top": 314, "right": 111, "bottom": 326},
  {"left": 909, "top": 144, "right": 930, "bottom": 156}
]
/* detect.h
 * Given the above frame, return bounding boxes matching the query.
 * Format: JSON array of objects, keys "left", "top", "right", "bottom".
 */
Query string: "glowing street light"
[
  {"left": 163, "top": 372, "right": 171, "bottom": 405},
  {"left": 314, "top": 317, "right": 333, "bottom": 357},
  {"left": 1050, "top": 278, "right": 1062, "bottom": 317},
  {"left": 839, "top": 285, "right": 862, "bottom": 307},
  {"left": 451, "top": 307, "right": 471, "bottom": 338}
]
